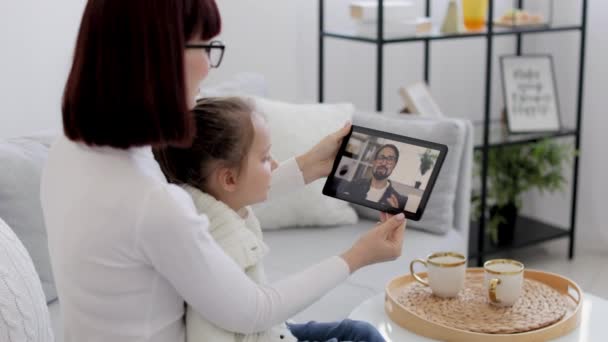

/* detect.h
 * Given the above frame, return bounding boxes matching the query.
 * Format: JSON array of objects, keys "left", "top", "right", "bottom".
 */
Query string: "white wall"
[
  {"left": 0, "top": 1, "right": 86, "bottom": 139},
  {"left": 568, "top": 0, "right": 608, "bottom": 247},
  {"left": 0, "top": 0, "right": 299, "bottom": 139},
  {"left": 1, "top": 0, "right": 606, "bottom": 244},
  {"left": 205, "top": 0, "right": 300, "bottom": 102}
]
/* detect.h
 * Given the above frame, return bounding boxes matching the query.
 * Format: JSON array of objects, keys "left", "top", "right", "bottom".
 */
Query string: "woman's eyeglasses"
[{"left": 186, "top": 40, "right": 225, "bottom": 68}]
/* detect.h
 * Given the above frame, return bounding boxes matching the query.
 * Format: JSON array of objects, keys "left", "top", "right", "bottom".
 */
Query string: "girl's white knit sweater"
[{"left": 184, "top": 185, "right": 298, "bottom": 342}]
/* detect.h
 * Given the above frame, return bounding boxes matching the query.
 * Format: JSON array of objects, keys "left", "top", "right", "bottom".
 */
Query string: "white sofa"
[{"left": 0, "top": 77, "right": 472, "bottom": 341}]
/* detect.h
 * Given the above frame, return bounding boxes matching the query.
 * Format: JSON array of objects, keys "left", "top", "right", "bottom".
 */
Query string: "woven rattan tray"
[{"left": 385, "top": 268, "right": 582, "bottom": 341}]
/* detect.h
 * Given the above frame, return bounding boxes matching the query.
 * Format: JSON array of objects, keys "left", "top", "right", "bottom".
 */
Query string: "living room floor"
[
  {"left": 269, "top": 232, "right": 608, "bottom": 322},
  {"left": 516, "top": 238, "right": 608, "bottom": 300}
]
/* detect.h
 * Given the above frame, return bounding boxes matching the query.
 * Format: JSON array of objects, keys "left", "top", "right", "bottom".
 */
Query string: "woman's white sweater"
[{"left": 41, "top": 136, "right": 350, "bottom": 342}]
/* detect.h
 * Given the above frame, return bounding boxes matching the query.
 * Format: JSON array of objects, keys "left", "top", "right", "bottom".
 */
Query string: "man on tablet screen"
[{"left": 340, "top": 144, "right": 408, "bottom": 210}]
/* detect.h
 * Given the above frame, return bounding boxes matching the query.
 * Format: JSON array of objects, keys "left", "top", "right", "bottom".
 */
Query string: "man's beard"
[{"left": 372, "top": 166, "right": 391, "bottom": 180}]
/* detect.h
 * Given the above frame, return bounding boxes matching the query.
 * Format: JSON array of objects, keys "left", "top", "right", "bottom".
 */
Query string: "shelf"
[
  {"left": 319, "top": 0, "right": 587, "bottom": 264},
  {"left": 468, "top": 216, "right": 570, "bottom": 259},
  {"left": 473, "top": 121, "right": 577, "bottom": 150},
  {"left": 321, "top": 24, "right": 582, "bottom": 44}
]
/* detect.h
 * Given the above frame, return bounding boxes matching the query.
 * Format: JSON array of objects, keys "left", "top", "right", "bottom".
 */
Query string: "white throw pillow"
[
  {"left": 351, "top": 112, "right": 467, "bottom": 235},
  {"left": 252, "top": 98, "right": 358, "bottom": 229},
  {"left": 0, "top": 217, "right": 54, "bottom": 342},
  {"left": 0, "top": 133, "right": 57, "bottom": 302}
]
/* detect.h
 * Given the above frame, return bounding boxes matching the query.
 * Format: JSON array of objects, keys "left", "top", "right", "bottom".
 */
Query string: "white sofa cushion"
[
  {"left": 0, "top": 217, "right": 54, "bottom": 342},
  {"left": 251, "top": 97, "right": 358, "bottom": 229},
  {"left": 351, "top": 113, "right": 467, "bottom": 235},
  {"left": 0, "top": 132, "right": 57, "bottom": 302}
]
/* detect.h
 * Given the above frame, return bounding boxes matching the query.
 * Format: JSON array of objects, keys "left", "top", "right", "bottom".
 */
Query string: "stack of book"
[{"left": 350, "top": 1, "right": 432, "bottom": 37}]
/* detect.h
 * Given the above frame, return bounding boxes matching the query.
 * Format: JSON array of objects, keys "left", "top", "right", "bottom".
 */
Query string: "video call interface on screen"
[{"left": 333, "top": 131, "right": 441, "bottom": 213}]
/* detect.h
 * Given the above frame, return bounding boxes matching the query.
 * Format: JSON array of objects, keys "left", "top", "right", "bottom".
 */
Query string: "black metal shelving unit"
[{"left": 318, "top": 0, "right": 587, "bottom": 266}]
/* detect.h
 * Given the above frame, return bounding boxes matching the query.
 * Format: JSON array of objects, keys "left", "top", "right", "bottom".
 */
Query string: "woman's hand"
[
  {"left": 379, "top": 211, "right": 393, "bottom": 223},
  {"left": 296, "top": 122, "right": 352, "bottom": 184},
  {"left": 340, "top": 213, "right": 407, "bottom": 273}
]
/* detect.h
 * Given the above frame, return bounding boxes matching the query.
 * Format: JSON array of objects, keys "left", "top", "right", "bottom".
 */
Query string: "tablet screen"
[{"left": 323, "top": 125, "right": 447, "bottom": 220}]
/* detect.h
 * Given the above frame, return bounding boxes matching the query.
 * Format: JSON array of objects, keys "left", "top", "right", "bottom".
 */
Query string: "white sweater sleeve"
[
  {"left": 136, "top": 184, "right": 349, "bottom": 334},
  {"left": 268, "top": 157, "right": 306, "bottom": 200}
]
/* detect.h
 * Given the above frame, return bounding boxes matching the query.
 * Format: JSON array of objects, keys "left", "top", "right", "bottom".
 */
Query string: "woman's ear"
[{"left": 216, "top": 167, "right": 239, "bottom": 193}]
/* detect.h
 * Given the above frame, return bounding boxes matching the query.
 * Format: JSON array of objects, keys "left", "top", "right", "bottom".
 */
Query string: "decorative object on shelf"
[
  {"left": 472, "top": 140, "right": 575, "bottom": 246},
  {"left": 495, "top": 8, "right": 546, "bottom": 27},
  {"left": 350, "top": 1, "right": 415, "bottom": 22},
  {"left": 417, "top": 149, "right": 438, "bottom": 189},
  {"left": 500, "top": 55, "right": 561, "bottom": 133},
  {"left": 441, "top": 0, "right": 462, "bottom": 34},
  {"left": 495, "top": 0, "right": 554, "bottom": 28},
  {"left": 462, "top": 0, "right": 488, "bottom": 31},
  {"left": 398, "top": 82, "right": 444, "bottom": 117}
]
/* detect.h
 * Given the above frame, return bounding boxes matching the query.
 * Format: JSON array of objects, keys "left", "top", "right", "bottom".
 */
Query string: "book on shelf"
[
  {"left": 354, "top": 17, "right": 433, "bottom": 37},
  {"left": 350, "top": 1, "right": 416, "bottom": 23}
]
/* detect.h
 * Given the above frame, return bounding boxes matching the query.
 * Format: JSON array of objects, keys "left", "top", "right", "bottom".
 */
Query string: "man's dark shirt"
[{"left": 338, "top": 177, "right": 408, "bottom": 210}]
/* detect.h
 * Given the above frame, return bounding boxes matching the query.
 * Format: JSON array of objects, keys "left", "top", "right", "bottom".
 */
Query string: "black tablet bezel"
[{"left": 322, "top": 125, "right": 448, "bottom": 221}]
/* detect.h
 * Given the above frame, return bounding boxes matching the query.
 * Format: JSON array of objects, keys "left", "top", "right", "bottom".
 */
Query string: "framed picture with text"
[{"left": 500, "top": 55, "right": 562, "bottom": 133}]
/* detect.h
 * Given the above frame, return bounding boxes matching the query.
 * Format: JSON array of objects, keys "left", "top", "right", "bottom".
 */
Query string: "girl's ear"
[{"left": 216, "top": 167, "right": 239, "bottom": 193}]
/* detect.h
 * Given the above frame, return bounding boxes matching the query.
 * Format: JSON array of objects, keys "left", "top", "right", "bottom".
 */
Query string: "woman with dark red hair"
[{"left": 40, "top": 1, "right": 406, "bottom": 341}]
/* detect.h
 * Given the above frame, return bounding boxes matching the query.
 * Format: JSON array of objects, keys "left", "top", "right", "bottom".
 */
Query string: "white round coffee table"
[{"left": 349, "top": 292, "right": 608, "bottom": 341}]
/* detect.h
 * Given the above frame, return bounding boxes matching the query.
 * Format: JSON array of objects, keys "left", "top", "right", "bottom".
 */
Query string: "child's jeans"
[{"left": 286, "top": 319, "right": 385, "bottom": 342}]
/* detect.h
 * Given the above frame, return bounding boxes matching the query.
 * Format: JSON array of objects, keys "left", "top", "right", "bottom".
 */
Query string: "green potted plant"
[
  {"left": 416, "top": 149, "right": 438, "bottom": 189},
  {"left": 472, "top": 140, "right": 575, "bottom": 246}
]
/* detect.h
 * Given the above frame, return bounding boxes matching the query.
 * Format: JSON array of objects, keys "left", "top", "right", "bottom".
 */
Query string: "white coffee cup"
[
  {"left": 409, "top": 252, "right": 467, "bottom": 298},
  {"left": 484, "top": 259, "right": 524, "bottom": 307}
]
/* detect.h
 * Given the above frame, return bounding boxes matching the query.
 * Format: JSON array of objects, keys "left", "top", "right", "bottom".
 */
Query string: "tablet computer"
[{"left": 322, "top": 125, "right": 448, "bottom": 221}]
